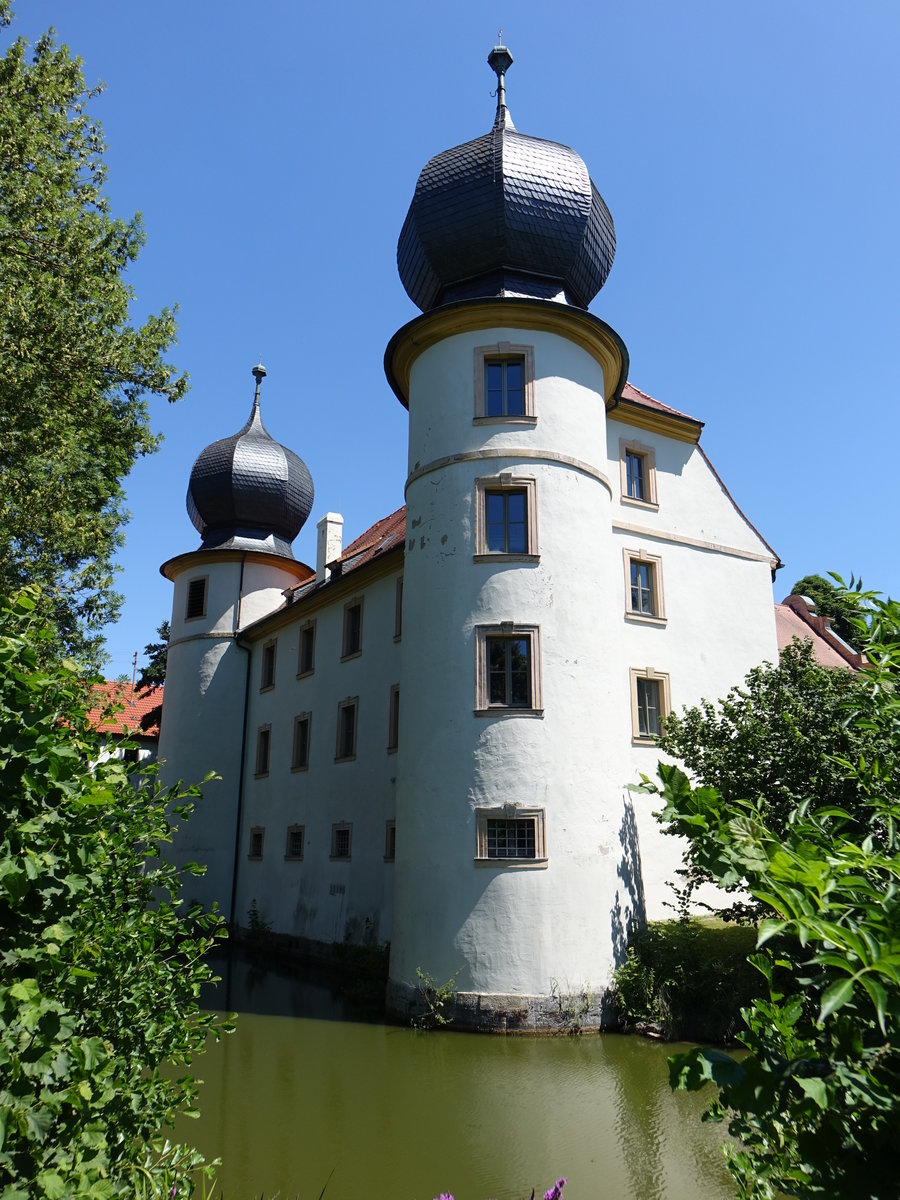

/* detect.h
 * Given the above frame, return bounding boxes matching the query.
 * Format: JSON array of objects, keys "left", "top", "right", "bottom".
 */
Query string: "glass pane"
[
  {"left": 485, "top": 362, "right": 503, "bottom": 416},
  {"left": 504, "top": 359, "right": 524, "bottom": 415},
  {"left": 509, "top": 638, "right": 530, "bottom": 707},
  {"left": 488, "top": 638, "right": 508, "bottom": 704}
]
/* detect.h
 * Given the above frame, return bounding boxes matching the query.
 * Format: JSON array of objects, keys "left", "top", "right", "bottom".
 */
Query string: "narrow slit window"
[
  {"left": 248, "top": 827, "right": 264, "bottom": 859},
  {"left": 255, "top": 726, "right": 271, "bottom": 776},
  {"left": 335, "top": 698, "right": 358, "bottom": 761},
  {"left": 292, "top": 714, "right": 310, "bottom": 770},
  {"left": 260, "top": 640, "right": 277, "bottom": 690},
  {"left": 342, "top": 601, "right": 363, "bottom": 659},
  {"left": 298, "top": 623, "right": 315, "bottom": 676},
  {"left": 185, "top": 577, "right": 207, "bottom": 620}
]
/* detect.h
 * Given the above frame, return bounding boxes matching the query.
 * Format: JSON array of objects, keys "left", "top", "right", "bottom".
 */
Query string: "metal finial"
[
  {"left": 488, "top": 41, "right": 514, "bottom": 129},
  {"left": 251, "top": 360, "right": 267, "bottom": 408}
]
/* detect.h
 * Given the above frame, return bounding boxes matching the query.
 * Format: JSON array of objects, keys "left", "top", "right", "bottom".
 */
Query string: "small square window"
[
  {"left": 394, "top": 576, "right": 404, "bottom": 641},
  {"left": 292, "top": 713, "right": 311, "bottom": 771},
  {"left": 297, "top": 622, "right": 316, "bottom": 677},
  {"left": 623, "top": 549, "right": 666, "bottom": 623},
  {"left": 474, "top": 474, "right": 539, "bottom": 561},
  {"left": 384, "top": 820, "right": 396, "bottom": 862},
  {"left": 285, "top": 824, "right": 305, "bottom": 860},
  {"left": 335, "top": 697, "right": 358, "bottom": 761},
  {"left": 331, "top": 823, "right": 352, "bottom": 860},
  {"left": 474, "top": 343, "right": 536, "bottom": 422},
  {"left": 260, "top": 639, "right": 277, "bottom": 690},
  {"left": 342, "top": 600, "right": 363, "bottom": 659},
  {"left": 475, "top": 808, "right": 547, "bottom": 864},
  {"left": 248, "top": 826, "right": 265, "bottom": 859},
  {"left": 630, "top": 669, "right": 671, "bottom": 743},
  {"left": 619, "top": 439, "right": 658, "bottom": 509},
  {"left": 185, "top": 577, "right": 207, "bottom": 621},
  {"left": 387, "top": 684, "right": 400, "bottom": 752},
  {"left": 122, "top": 746, "right": 140, "bottom": 764},
  {"left": 474, "top": 625, "right": 543, "bottom": 715},
  {"left": 255, "top": 726, "right": 271, "bottom": 776}
]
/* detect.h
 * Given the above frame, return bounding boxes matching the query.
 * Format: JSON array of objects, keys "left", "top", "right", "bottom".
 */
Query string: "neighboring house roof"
[
  {"left": 87, "top": 682, "right": 164, "bottom": 738},
  {"left": 775, "top": 595, "right": 862, "bottom": 670}
]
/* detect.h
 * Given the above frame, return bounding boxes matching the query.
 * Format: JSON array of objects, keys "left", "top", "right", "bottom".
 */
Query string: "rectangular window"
[
  {"left": 297, "top": 622, "right": 316, "bottom": 676},
  {"left": 342, "top": 600, "right": 363, "bottom": 659},
  {"left": 387, "top": 684, "right": 400, "bottom": 752},
  {"left": 292, "top": 713, "right": 311, "bottom": 771},
  {"left": 285, "top": 824, "right": 305, "bottom": 860},
  {"left": 331, "top": 823, "right": 352, "bottom": 860},
  {"left": 623, "top": 549, "right": 665, "bottom": 622},
  {"left": 384, "top": 820, "right": 396, "bottom": 862},
  {"left": 619, "top": 439, "right": 658, "bottom": 508},
  {"left": 260, "top": 639, "right": 277, "bottom": 690},
  {"left": 335, "top": 697, "right": 358, "bottom": 761},
  {"left": 630, "top": 669, "right": 671, "bottom": 743},
  {"left": 248, "top": 826, "right": 264, "bottom": 859},
  {"left": 474, "top": 343, "right": 536, "bottom": 421},
  {"left": 394, "top": 576, "right": 404, "bottom": 641},
  {"left": 474, "top": 474, "right": 538, "bottom": 561},
  {"left": 474, "top": 625, "right": 543, "bottom": 715},
  {"left": 475, "top": 808, "right": 547, "bottom": 864},
  {"left": 630, "top": 559, "right": 654, "bottom": 614},
  {"left": 185, "top": 577, "right": 207, "bottom": 620},
  {"left": 255, "top": 726, "right": 271, "bottom": 776}
]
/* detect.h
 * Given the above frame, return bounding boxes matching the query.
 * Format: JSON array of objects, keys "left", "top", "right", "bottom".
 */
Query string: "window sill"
[
  {"left": 340, "top": 650, "right": 362, "bottom": 663},
  {"left": 393, "top": 633, "right": 402, "bottom": 643},
  {"left": 475, "top": 856, "right": 549, "bottom": 868},
  {"left": 631, "top": 735, "right": 660, "bottom": 747},
  {"left": 296, "top": 669, "right": 314, "bottom": 680},
  {"left": 620, "top": 496, "right": 659, "bottom": 513},
  {"left": 387, "top": 745, "right": 398, "bottom": 755},
  {"left": 473, "top": 415, "right": 537, "bottom": 427},
  {"left": 247, "top": 854, "right": 263, "bottom": 861},
  {"left": 259, "top": 684, "right": 275, "bottom": 693},
  {"left": 624, "top": 612, "right": 667, "bottom": 627},
  {"left": 284, "top": 855, "right": 304, "bottom": 862},
  {"left": 329, "top": 856, "right": 351, "bottom": 863},
  {"left": 253, "top": 771, "right": 269, "bottom": 779},
  {"left": 290, "top": 764, "right": 309, "bottom": 773},
  {"left": 384, "top": 856, "right": 395, "bottom": 863},
  {"left": 474, "top": 707, "right": 544, "bottom": 719},
  {"left": 334, "top": 755, "right": 357, "bottom": 764},
  {"left": 473, "top": 553, "right": 540, "bottom": 565}
]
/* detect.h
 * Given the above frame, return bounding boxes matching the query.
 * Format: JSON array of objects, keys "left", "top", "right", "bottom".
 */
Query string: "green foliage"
[
  {"left": 658, "top": 639, "right": 885, "bottom": 915},
  {"left": 613, "top": 920, "right": 758, "bottom": 1041},
  {"left": 0, "top": 12, "right": 188, "bottom": 665},
  {"left": 138, "top": 620, "right": 170, "bottom": 690},
  {"left": 790, "top": 573, "right": 865, "bottom": 652},
  {"left": 639, "top": 587, "right": 900, "bottom": 1199},
  {"left": 0, "top": 589, "right": 227, "bottom": 1198},
  {"left": 413, "top": 967, "right": 463, "bottom": 1029}
]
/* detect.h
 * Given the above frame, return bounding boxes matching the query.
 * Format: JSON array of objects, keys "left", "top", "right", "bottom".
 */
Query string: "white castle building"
[{"left": 158, "top": 46, "right": 783, "bottom": 1029}]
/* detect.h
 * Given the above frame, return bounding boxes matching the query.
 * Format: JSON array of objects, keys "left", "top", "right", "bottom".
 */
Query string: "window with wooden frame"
[
  {"left": 630, "top": 668, "right": 671, "bottom": 743},
  {"left": 335, "top": 697, "right": 358, "bottom": 762},
  {"left": 248, "top": 826, "right": 264, "bottom": 860},
  {"left": 623, "top": 548, "right": 666, "bottom": 623},
  {"left": 330, "top": 823, "right": 352, "bottom": 860},
  {"left": 291, "top": 713, "right": 311, "bottom": 771},
  {"left": 387, "top": 684, "right": 400, "bottom": 753},
  {"left": 384, "top": 819, "right": 396, "bottom": 862},
  {"left": 394, "top": 576, "right": 404, "bottom": 641},
  {"left": 619, "top": 438, "right": 658, "bottom": 509},
  {"left": 185, "top": 576, "right": 208, "bottom": 621},
  {"left": 474, "top": 474, "right": 539, "bottom": 562},
  {"left": 285, "top": 825, "right": 305, "bottom": 861},
  {"left": 260, "top": 639, "right": 277, "bottom": 690},
  {"left": 255, "top": 725, "right": 271, "bottom": 776},
  {"left": 341, "top": 599, "right": 363, "bottom": 660},
  {"left": 297, "top": 621, "right": 316, "bottom": 677},
  {"left": 475, "top": 807, "right": 547, "bottom": 865},
  {"left": 474, "top": 342, "right": 536, "bottom": 422},
  {"left": 474, "top": 624, "right": 543, "bottom": 716}
]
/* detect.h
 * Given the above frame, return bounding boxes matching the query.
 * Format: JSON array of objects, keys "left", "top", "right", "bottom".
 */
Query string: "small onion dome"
[
  {"left": 186, "top": 364, "right": 314, "bottom": 557},
  {"left": 397, "top": 44, "right": 615, "bottom": 312}
]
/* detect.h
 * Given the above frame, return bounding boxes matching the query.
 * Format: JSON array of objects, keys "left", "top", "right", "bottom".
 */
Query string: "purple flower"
[{"left": 544, "top": 1180, "right": 567, "bottom": 1200}]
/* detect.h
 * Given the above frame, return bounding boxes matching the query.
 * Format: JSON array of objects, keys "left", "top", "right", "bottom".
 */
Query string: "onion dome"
[
  {"left": 186, "top": 364, "right": 314, "bottom": 558},
  {"left": 397, "top": 44, "right": 616, "bottom": 312}
]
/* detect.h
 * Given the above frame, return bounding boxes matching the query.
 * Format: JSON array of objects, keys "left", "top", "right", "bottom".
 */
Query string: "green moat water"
[{"left": 189, "top": 955, "right": 735, "bottom": 1200}]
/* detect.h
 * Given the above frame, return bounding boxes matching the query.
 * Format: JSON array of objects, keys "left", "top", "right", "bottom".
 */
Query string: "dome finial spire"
[
  {"left": 251, "top": 360, "right": 267, "bottom": 409},
  {"left": 488, "top": 38, "right": 515, "bottom": 130}
]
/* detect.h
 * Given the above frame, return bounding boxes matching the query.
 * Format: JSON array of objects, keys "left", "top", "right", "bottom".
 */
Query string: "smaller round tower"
[{"left": 158, "top": 365, "right": 314, "bottom": 916}]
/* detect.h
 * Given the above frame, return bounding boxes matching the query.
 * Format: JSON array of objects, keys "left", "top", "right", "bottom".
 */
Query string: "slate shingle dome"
[
  {"left": 186, "top": 366, "right": 314, "bottom": 558},
  {"left": 397, "top": 44, "right": 616, "bottom": 312}
]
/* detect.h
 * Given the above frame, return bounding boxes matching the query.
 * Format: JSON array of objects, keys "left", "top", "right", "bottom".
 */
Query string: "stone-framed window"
[
  {"left": 335, "top": 697, "right": 358, "bottom": 762},
  {"left": 474, "top": 342, "right": 536, "bottom": 423},
  {"left": 291, "top": 713, "right": 311, "bottom": 771},
  {"left": 475, "top": 807, "right": 547, "bottom": 866},
  {"left": 474, "top": 624, "right": 543, "bottom": 716},
  {"left": 473, "top": 473, "right": 539, "bottom": 563},
  {"left": 387, "top": 684, "right": 400, "bottom": 753},
  {"left": 623, "top": 548, "right": 666, "bottom": 624},
  {"left": 285, "top": 825, "right": 305, "bottom": 861},
  {"left": 254, "top": 725, "right": 271, "bottom": 776},
  {"left": 297, "top": 620, "right": 316, "bottom": 677},
  {"left": 260, "top": 639, "right": 277, "bottom": 691},
  {"left": 619, "top": 438, "right": 658, "bottom": 509},
  {"left": 630, "top": 667, "right": 671, "bottom": 743},
  {"left": 248, "top": 826, "right": 265, "bottom": 860},
  {"left": 342, "top": 599, "right": 364, "bottom": 660},
  {"left": 330, "top": 822, "right": 352, "bottom": 860}
]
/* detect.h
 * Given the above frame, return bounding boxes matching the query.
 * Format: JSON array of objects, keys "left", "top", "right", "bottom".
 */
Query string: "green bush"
[
  {"left": 0, "top": 590, "right": 227, "bottom": 1198},
  {"left": 613, "top": 920, "right": 758, "bottom": 1041}
]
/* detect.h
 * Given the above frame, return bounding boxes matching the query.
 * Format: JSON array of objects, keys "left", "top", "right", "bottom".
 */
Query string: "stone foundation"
[{"left": 386, "top": 978, "right": 617, "bottom": 1034}]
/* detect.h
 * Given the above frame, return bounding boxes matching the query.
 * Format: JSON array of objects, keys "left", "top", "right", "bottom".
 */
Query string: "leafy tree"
[
  {"left": 658, "top": 639, "right": 885, "bottom": 914},
  {"left": 138, "top": 619, "right": 170, "bottom": 689},
  {"left": 0, "top": 8, "right": 187, "bottom": 665},
  {"left": 639, "top": 588, "right": 900, "bottom": 1199},
  {"left": 0, "top": 589, "right": 226, "bottom": 1198},
  {"left": 789, "top": 574, "right": 864, "bottom": 651}
]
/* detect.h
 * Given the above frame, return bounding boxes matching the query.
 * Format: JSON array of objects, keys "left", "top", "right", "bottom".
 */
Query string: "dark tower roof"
[
  {"left": 186, "top": 364, "right": 314, "bottom": 558},
  {"left": 397, "top": 44, "right": 616, "bottom": 312}
]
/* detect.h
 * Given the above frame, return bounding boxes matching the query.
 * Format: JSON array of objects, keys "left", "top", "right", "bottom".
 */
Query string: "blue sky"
[{"left": 9, "top": 1, "right": 899, "bottom": 678}]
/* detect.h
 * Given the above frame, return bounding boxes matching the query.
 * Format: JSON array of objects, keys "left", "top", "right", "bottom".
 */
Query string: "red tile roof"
[
  {"left": 337, "top": 505, "right": 406, "bottom": 571},
  {"left": 87, "top": 682, "right": 163, "bottom": 738},
  {"left": 620, "top": 381, "right": 700, "bottom": 423},
  {"left": 775, "top": 596, "right": 862, "bottom": 670}
]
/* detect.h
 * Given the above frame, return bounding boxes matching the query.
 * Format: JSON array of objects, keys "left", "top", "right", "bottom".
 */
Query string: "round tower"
[
  {"left": 158, "top": 365, "right": 314, "bottom": 917},
  {"left": 386, "top": 46, "right": 631, "bottom": 1028}
]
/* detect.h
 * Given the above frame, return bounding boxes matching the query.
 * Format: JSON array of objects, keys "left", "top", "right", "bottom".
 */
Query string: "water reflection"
[{"left": 190, "top": 956, "right": 733, "bottom": 1200}]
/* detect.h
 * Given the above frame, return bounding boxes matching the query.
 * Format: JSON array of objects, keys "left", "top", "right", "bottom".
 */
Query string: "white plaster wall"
[
  {"left": 392, "top": 323, "right": 633, "bottom": 1000},
  {"left": 233, "top": 567, "right": 402, "bottom": 947}
]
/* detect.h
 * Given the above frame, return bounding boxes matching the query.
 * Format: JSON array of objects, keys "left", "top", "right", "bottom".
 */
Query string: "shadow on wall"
[{"left": 611, "top": 795, "right": 647, "bottom": 968}]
